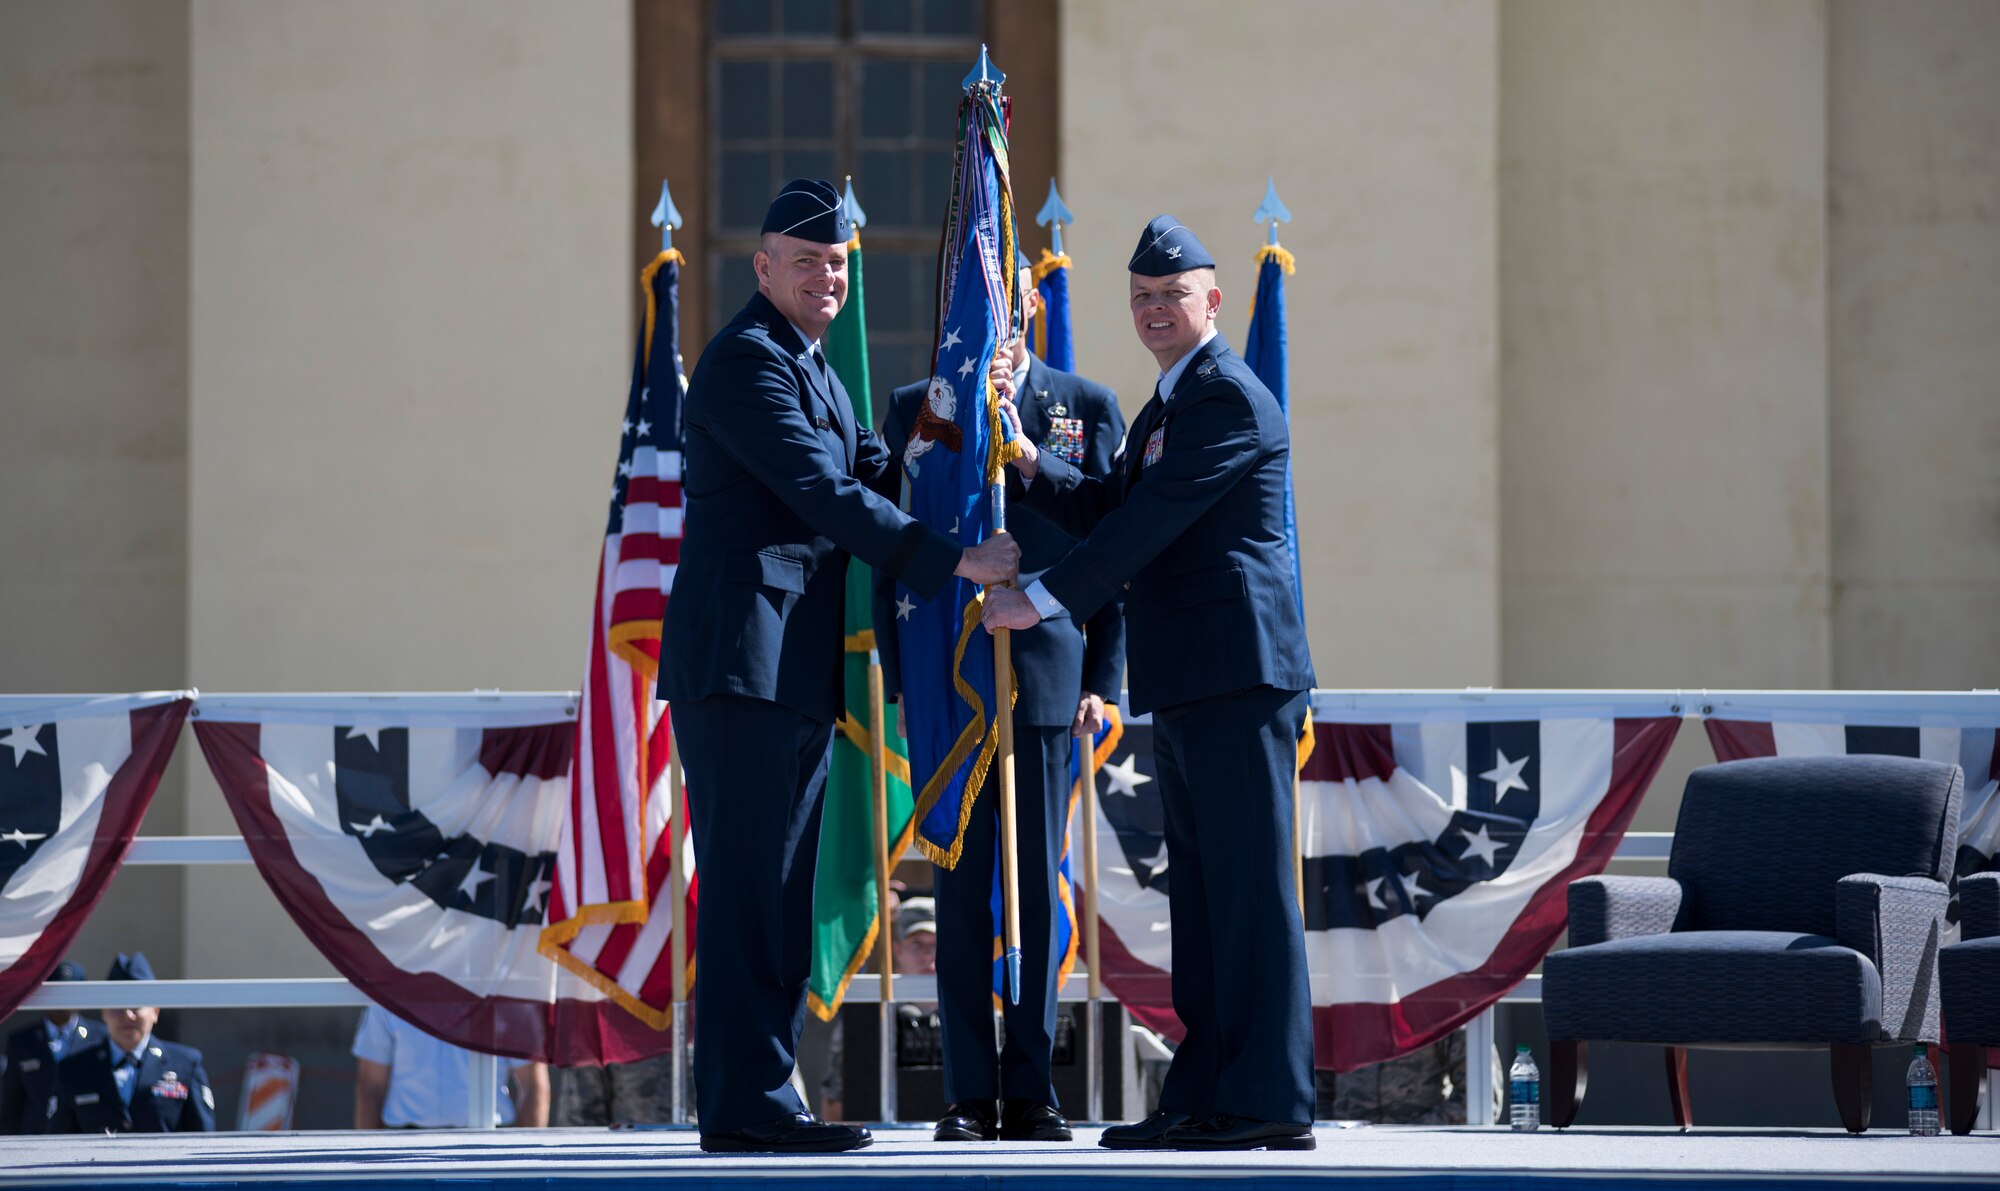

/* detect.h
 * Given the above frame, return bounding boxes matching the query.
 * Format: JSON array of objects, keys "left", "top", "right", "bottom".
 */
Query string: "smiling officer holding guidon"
[
  {"left": 983, "top": 216, "right": 1316, "bottom": 1152},
  {"left": 661, "top": 178, "right": 1018, "bottom": 1155}
]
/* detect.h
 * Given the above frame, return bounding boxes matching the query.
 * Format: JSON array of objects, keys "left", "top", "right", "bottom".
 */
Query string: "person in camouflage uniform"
[
  {"left": 550, "top": 1055, "right": 676, "bottom": 1127},
  {"left": 1321, "top": 1032, "right": 1503, "bottom": 1125}
]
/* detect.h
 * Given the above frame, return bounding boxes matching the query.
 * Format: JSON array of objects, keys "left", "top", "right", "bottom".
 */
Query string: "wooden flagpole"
[
  {"left": 1080, "top": 734, "right": 1105, "bottom": 1120},
  {"left": 865, "top": 649, "right": 898, "bottom": 1121}
]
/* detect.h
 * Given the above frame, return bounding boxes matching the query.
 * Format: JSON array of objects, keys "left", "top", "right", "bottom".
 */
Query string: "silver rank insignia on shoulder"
[{"left": 1045, "top": 416, "right": 1086, "bottom": 463}]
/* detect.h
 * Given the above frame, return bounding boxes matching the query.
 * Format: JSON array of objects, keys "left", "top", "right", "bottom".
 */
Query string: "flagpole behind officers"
[
  {"left": 875, "top": 251, "right": 1127, "bottom": 1144},
  {"left": 660, "top": 179, "right": 1017, "bottom": 1155},
  {"left": 984, "top": 216, "right": 1317, "bottom": 1152}
]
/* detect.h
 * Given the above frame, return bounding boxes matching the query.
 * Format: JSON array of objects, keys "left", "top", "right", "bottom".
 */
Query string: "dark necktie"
[{"left": 115, "top": 1053, "right": 137, "bottom": 1106}]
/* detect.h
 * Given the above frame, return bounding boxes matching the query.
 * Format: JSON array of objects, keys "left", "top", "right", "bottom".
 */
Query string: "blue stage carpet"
[{"left": 0, "top": 1125, "right": 1991, "bottom": 1189}]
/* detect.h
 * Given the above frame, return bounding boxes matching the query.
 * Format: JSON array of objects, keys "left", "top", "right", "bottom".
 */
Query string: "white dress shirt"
[
  {"left": 1021, "top": 329, "right": 1217, "bottom": 620},
  {"left": 352, "top": 1005, "right": 523, "bottom": 1128}
]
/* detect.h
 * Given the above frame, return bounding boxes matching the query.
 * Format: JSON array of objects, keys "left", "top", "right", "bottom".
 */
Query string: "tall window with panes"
[{"left": 711, "top": 0, "right": 981, "bottom": 403}]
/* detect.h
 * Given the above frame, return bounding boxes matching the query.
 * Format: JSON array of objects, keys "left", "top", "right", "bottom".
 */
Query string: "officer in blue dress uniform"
[
  {"left": 48, "top": 952, "right": 215, "bottom": 1134},
  {"left": 875, "top": 251, "right": 1127, "bottom": 1144},
  {"left": 1, "top": 961, "right": 91, "bottom": 1133},
  {"left": 983, "top": 216, "right": 1317, "bottom": 1151},
  {"left": 660, "top": 178, "right": 1019, "bottom": 1154}
]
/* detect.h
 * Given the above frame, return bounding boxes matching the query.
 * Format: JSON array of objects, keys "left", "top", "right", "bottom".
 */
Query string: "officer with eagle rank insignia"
[
  {"left": 661, "top": 178, "right": 1018, "bottom": 1154},
  {"left": 875, "top": 250, "right": 1126, "bottom": 1144},
  {"left": 48, "top": 953, "right": 215, "bottom": 1134},
  {"left": 983, "top": 216, "right": 1317, "bottom": 1152}
]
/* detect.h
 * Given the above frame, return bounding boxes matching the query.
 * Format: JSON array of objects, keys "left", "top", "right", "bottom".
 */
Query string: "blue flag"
[
  {"left": 895, "top": 90, "right": 1022, "bottom": 869},
  {"left": 1030, "top": 248, "right": 1074, "bottom": 372},
  {"left": 1245, "top": 244, "right": 1303, "bottom": 616}
]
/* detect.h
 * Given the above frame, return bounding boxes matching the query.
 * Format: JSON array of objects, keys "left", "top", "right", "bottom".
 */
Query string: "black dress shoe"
[
  {"left": 934, "top": 1101, "right": 999, "bottom": 1142},
  {"left": 1161, "top": 1113, "right": 1314, "bottom": 1151},
  {"left": 999, "top": 1101, "right": 1072, "bottom": 1141},
  {"left": 1097, "top": 1109, "right": 1190, "bottom": 1150},
  {"left": 700, "top": 1112, "right": 874, "bottom": 1153}
]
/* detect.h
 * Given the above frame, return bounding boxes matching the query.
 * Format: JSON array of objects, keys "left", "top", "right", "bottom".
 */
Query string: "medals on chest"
[
  {"left": 1141, "top": 424, "right": 1167, "bottom": 469},
  {"left": 1044, "top": 415, "right": 1086, "bottom": 464},
  {"left": 152, "top": 1072, "right": 189, "bottom": 1100}
]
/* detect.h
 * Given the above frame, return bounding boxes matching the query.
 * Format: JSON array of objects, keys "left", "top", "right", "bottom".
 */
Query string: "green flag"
[{"left": 809, "top": 220, "right": 916, "bottom": 1020}]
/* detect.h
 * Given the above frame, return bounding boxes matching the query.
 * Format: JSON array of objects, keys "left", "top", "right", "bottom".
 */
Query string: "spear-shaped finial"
[
  {"left": 651, "top": 178, "right": 684, "bottom": 254},
  {"left": 961, "top": 43, "right": 1005, "bottom": 92},
  {"left": 1253, "top": 176, "right": 1292, "bottom": 247},
  {"left": 841, "top": 175, "right": 867, "bottom": 233},
  {"left": 1036, "top": 178, "right": 1075, "bottom": 257}
]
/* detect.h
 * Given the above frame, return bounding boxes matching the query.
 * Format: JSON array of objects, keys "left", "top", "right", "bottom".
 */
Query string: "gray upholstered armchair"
[
  {"left": 1942, "top": 870, "right": 2000, "bottom": 1133},
  {"left": 1543, "top": 755, "right": 1963, "bottom": 1133}
]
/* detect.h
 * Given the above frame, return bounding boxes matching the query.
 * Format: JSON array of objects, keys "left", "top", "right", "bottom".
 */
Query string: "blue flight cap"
[
  {"left": 49, "top": 961, "right": 85, "bottom": 982},
  {"left": 106, "top": 951, "right": 155, "bottom": 982},
  {"left": 761, "top": 178, "right": 852, "bottom": 245},
  {"left": 1128, "top": 214, "right": 1214, "bottom": 276}
]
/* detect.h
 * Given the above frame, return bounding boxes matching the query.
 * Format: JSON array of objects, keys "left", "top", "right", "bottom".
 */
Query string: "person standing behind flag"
[
  {"left": 983, "top": 216, "right": 1316, "bottom": 1152},
  {"left": 874, "top": 250, "right": 1126, "bottom": 1144},
  {"left": 660, "top": 178, "right": 1018, "bottom": 1155}
]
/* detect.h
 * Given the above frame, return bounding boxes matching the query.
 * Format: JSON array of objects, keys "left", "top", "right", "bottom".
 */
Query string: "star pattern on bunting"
[{"left": 1, "top": 725, "right": 48, "bottom": 767}]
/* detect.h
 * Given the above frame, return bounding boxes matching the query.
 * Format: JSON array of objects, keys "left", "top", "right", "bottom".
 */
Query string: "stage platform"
[{"left": 0, "top": 1126, "right": 1993, "bottom": 1190}]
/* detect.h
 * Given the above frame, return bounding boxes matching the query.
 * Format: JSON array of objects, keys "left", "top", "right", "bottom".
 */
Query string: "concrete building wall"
[
  {"left": 1498, "top": 0, "right": 1832, "bottom": 698},
  {"left": 1828, "top": 0, "right": 2000, "bottom": 689},
  {"left": 182, "top": 0, "right": 633, "bottom": 978},
  {"left": 1059, "top": 0, "right": 1502, "bottom": 688},
  {"left": 0, "top": 0, "right": 193, "bottom": 978}
]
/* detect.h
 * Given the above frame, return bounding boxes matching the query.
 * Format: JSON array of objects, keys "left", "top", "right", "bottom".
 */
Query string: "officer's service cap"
[
  {"left": 106, "top": 951, "right": 155, "bottom": 982},
  {"left": 761, "top": 178, "right": 853, "bottom": 245},
  {"left": 50, "top": 960, "right": 85, "bottom": 982},
  {"left": 1128, "top": 214, "right": 1214, "bottom": 276}
]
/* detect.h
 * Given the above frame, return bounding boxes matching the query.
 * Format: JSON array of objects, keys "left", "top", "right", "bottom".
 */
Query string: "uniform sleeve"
[
  {"left": 351, "top": 1008, "right": 392, "bottom": 1065},
  {"left": 1039, "top": 383, "right": 1260, "bottom": 623},
  {"left": 700, "top": 342, "right": 960, "bottom": 599},
  {"left": 181, "top": 1054, "right": 217, "bottom": 1132},
  {"left": 1076, "top": 387, "right": 1128, "bottom": 702},
  {"left": 1012, "top": 451, "right": 1119, "bottom": 540},
  {"left": 870, "top": 395, "right": 914, "bottom": 702}
]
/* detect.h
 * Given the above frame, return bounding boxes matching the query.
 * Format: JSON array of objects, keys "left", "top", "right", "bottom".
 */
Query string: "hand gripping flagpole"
[
  {"left": 966, "top": 43, "right": 1025, "bottom": 1008},
  {"left": 666, "top": 718, "right": 691, "bottom": 1123}
]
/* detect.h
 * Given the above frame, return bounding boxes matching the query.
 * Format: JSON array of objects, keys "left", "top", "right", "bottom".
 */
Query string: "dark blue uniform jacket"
[
  {"left": 661, "top": 291, "right": 964, "bottom": 723},
  {"left": 875, "top": 354, "right": 1127, "bottom": 727},
  {"left": 49, "top": 1034, "right": 215, "bottom": 1134},
  {"left": 1016, "top": 334, "right": 1314, "bottom": 715},
  {"left": 2, "top": 1020, "right": 91, "bottom": 1133}
]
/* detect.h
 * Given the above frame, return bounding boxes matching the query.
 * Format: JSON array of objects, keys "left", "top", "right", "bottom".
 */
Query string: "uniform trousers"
[
  {"left": 933, "top": 721, "right": 1071, "bottom": 1107},
  {"left": 1152, "top": 685, "right": 1314, "bottom": 1126},
  {"left": 674, "top": 694, "right": 833, "bottom": 1135}
]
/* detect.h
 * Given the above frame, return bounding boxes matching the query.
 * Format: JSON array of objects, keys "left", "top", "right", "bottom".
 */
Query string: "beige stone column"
[
  {"left": 185, "top": 0, "right": 632, "bottom": 977},
  {"left": 0, "top": 0, "right": 192, "bottom": 977},
  {"left": 1060, "top": 0, "right": 1501, "bottom": 686},
  {"left": 1499, "top": 1, "right": 1832, "bottom": 693},
  {"left": 1829, "top": 0, "right": 2000, "bottom": 689}
]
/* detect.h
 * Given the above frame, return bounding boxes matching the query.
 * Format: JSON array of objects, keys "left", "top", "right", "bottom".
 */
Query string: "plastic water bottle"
[
  {"left": 1509, "top": 1045, "right": 1541, "bottom": 1130},
  {"left": 1907, "top": 1044, "right": 1940, "bottom": 1136}
]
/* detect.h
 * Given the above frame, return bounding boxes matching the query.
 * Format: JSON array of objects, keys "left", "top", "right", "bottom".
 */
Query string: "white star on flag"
[
  {"left": 1366, "top": 876, "right": 1389, "bottom": 912},
  {"left": 1480, "top": 750, "right": 1532, "bottom": 797},
  {"left": 1, "top": 725, "right": 47, "bottom": 767},
  {"left": 1136, "top": 843, "right": 1169, "bottom": 873},
  {"left": 941, "top": 328, "right": 962, "bottom": 350},
  {"left": 348, "top": 815, "right": 395, "bottom": 838},
  {"left": 458, "top": 858, "right": 495, "bottom": 901},
  {"left": 524, "top": 876, "right": 552, "bottom": 916},
  {"left": 895, "top": 594, "right": 916, "bottom": 620},
  {"left": 958, "top": 355, "right": 978, "bottom": 378},
  {"left": 346, "top": 725, "right": 385, "bottom": 751},
  {"left": 1, "top": 827, "right": 49, "bottom": 847},
  {"left": 1458, "top": 824, "right": 1505, "bottom": 866},
  {"left": 636, "top": 419, "right": 652, "bottom": 437},
  {"left": 1398, "top": 869, "right": 1429, "bottom": 906},
  {"left": 1100, "top": 755, "right": 1152, "bottom": 798}
]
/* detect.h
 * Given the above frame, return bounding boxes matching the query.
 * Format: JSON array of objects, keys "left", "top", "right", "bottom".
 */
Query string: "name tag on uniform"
[
  {"left": 1141, "top": 425, "right": 1166, "bottom": 468},
  {"left": 18, "top": 1059, "right": 39, "bottom": 1073},
  {"left": 74, "top": 1092, "right": 100, "bottom": 1106},
  {"left": 1044, "top": 416, "right": 1086, "bottom": 464}
]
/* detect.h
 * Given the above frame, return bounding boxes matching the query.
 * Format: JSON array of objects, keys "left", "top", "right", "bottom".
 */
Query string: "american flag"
[{"left": 538, "top": 249, "right": 695, "bottom": 1045}]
